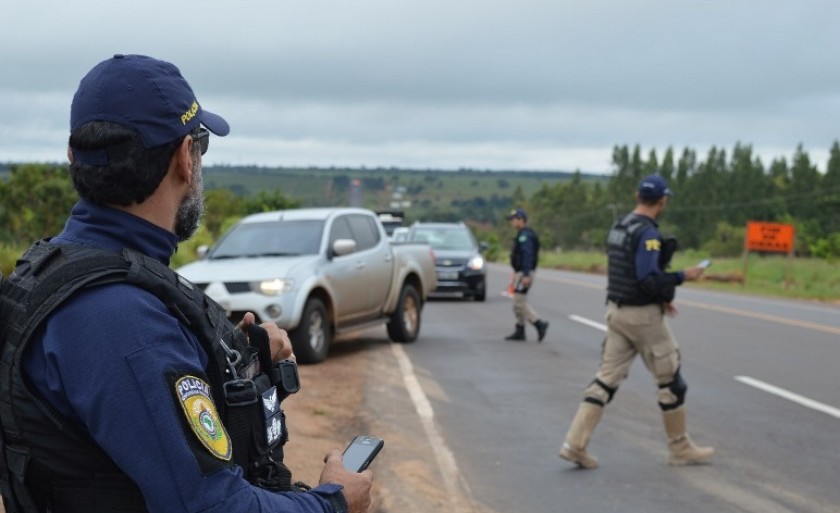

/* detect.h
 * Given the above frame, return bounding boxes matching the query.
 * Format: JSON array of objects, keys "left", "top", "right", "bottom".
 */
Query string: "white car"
[{"left": 177, "top": 207, "right": 436, "bottom": 364}]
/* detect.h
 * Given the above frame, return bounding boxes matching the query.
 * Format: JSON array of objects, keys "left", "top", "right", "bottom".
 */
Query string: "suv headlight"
[
  {"left": 252, "top": 278, "right": 295, "bottom": 296},
  {"left": 467, "top": 255, "right": 485, "bottom": 270}
]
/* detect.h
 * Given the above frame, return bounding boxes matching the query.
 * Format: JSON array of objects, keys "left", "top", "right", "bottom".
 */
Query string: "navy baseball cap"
[
  {"left": 638, "top": 175, "right": 673, "bottom": 201},
  {"left": 507, "top": 208, "right": 527, "bottom": 220},
  {"left": 70, "top": 54, "right": 229, "bottom": 163}
]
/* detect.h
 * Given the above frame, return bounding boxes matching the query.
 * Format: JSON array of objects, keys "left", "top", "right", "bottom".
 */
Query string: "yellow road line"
[
  {"left": 679, "top": 299, "right": 840, "bottom": 336},
  {"left": 542, "top": 274, "right": 840, "bottom": 336}
]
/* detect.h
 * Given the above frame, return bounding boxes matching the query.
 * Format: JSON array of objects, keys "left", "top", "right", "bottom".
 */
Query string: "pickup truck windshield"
[{"left": 209, "top": 220, "right": 325, "bottom": 259}]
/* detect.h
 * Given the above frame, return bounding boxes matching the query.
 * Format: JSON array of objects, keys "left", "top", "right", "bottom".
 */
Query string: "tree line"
[
  {"left": 0, "top": 164, "right": 299, "bottom": 248},
  {"left": 2, "top": 141, "right": 839, "bottom": 264},
  {"left": 512, "top": 143, "right": 840, "bottom": 259}
]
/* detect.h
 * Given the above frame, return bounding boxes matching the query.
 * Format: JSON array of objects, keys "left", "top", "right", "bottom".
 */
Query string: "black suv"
[{"left": 407, "top": 222, "right": 487, "bottom": 301}]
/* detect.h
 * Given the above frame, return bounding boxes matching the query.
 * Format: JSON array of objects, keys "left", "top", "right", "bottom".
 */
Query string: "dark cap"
[
  {"left": 638, "top": 175, "right": 673, "bottom": 201},
  {"left": 507, "top": 208, "right": 527, "bottom": 221},
  {"left": 70, "top": 54, "right": 229, "bottom": 162}
]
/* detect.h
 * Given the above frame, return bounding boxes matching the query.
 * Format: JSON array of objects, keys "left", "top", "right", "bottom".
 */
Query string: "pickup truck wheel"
[
  {"left": 387, "top": 284, "right": 421, "bottom": 343},
  {"left": 290, "top": 298, "right": 330, "bottom": 364}
]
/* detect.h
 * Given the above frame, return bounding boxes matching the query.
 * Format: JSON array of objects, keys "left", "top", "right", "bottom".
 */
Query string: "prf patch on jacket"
[
  {"left": 175, "top": 376, "right": 232, "bottom": 461},
  {"left": 645, "top": 239, "right": 661, "bottom": 251}
]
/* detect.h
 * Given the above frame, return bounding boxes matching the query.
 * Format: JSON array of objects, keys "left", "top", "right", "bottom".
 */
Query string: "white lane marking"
[
  {"left": 735, "top": 376, "right": 840, "bottom": 419},
  {"left": 569, "top": 314, "right": 606, "bottom": 332},
  {"left": 529, "top": 265, "right": 840, "bottom": 336},
  {"left": 390, "top": 344, "right": 475, "bottom": 512},
  {"left": 570, "top": 315, "right": 840, "bottom": 420}
]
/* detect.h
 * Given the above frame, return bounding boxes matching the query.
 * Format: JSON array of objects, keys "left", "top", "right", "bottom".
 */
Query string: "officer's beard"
[{"left": 174, "top": 158, "right": 205, "bottom": 242}]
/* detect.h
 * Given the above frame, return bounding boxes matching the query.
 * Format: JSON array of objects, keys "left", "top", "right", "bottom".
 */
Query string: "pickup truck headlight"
[
  {"left": 252, "top": 278, "right": 295, "bottom": 296},
  {"left": 467, "top": 255, "right": 485, "bottom": 270}
]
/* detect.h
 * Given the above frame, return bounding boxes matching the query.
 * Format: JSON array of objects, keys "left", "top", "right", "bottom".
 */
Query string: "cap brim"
[{"left": 199, "top": 109, "right": 230, "bottom": 137}]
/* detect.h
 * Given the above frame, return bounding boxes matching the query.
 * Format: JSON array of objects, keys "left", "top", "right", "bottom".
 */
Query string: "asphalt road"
[{"left": 393, "top": 263, "right": 840, "bottom": 513}]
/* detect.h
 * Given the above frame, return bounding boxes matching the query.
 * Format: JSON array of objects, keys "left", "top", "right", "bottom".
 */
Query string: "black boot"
[
  {"left": 505, "top": 324, "right": 526, "bottom": 341},
  {"left": 534, "top": 319, "right": 549, "bottom": 342}
]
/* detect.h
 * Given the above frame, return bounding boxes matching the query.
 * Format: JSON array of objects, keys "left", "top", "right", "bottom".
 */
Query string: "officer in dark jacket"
[
  {"left": 504, "top": 208, "right": 549, "bottom": 342},
  {"left": 557, "top": 175, "right": 713, "bottom": 470},
  {"left": 0, "top": 54, "right": 372, "bottom": 513}
]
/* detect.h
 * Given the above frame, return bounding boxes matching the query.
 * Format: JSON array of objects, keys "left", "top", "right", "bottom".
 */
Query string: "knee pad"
[
  {"left": 583, "top": 378, "right": 618, "bottom": 407},
  {"left": 657, "top": 369, "right": 687, "bottom": 411}
]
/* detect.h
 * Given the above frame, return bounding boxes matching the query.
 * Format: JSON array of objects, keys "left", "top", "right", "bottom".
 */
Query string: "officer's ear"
[{"left": 170, "top": 135, "right": 195, "bottom": 185}]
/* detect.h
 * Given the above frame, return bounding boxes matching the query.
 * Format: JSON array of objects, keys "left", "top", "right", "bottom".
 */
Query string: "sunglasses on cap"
[{"left": 191, "top": 128, "right": 209, "bottom": 155}]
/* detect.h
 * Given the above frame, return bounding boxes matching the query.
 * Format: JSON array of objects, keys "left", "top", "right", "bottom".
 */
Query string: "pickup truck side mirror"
[
  {"left": 479, "top": 241, "right": 490, "bottom": 252},
  {"left": 196, "top": 244, "right": 209, "bottom": 260},
  {"left": 331, "top": 238, "right": 357, "bottom": 258}
]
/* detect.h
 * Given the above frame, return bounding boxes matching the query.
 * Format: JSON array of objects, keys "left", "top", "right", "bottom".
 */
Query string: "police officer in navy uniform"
[
  {"left": 504, "top": 208, "right": 549, "bottom": 342},
  {"left": 558, "top": 175, "right": 713, "bottom": 469},
  {"left": 0, "top": 55, "right": 372, "bottom": 513}
]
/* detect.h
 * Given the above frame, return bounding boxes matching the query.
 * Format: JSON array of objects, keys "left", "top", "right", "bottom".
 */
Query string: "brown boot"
[
  {"left": 662, "top": 407, "right": 714, "bottom": 465},
  {"left": 558, "top": 402, "right": 603, "bottom": 469}
]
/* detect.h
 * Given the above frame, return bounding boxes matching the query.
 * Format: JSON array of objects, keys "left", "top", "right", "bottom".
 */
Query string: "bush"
[
  {"left": 701, "top": 222, "right": 744, "bottom": 257},
  {"left": 809, "top": 233, "right": 840, "bottom": 262}
]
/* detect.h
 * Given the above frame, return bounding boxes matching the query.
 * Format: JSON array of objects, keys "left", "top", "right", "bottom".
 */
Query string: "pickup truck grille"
[
  {"left": 435, "top": 258, "right": 467, "bottom": 268},
  {"left": 224, "top": 282, "right": 251, "bottom": 294}
]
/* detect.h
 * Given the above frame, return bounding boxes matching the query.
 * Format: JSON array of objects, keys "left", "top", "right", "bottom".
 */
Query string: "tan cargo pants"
[
  {"left": 586, "top": 301, "right": 681, "bottom": 402},
  {"left": 512, "top": 271, "right": 539, "bottom": 325}
]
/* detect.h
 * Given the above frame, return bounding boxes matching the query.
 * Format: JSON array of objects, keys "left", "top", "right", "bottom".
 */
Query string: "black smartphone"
[{"left": 342, "top": 435, "right": 384, "bottom": 472}]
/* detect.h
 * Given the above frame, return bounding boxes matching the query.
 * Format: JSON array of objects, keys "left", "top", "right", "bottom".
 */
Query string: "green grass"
[
  {"left": 4, "top": 241, "right": 837, "bottom": 303},
  {"left": 531, "top": 250, "right": 840, "bottom": 302}
]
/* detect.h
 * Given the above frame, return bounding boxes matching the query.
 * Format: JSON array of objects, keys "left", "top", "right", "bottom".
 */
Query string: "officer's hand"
[
  {"left": 319, "top": 449, "right": 373, "bottom": 513},
  {"left": 664, "top": 302, "right": 678, "bottom": 317},
  {"left": 683, "top": 266, "right": 705, "bottom": 281},
  {"left": 237, "top": 312, "right": 294, "bottom": 362}
]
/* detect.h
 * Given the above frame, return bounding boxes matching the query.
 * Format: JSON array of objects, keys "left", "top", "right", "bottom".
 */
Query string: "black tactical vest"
[
  {"left": 0, "top": 241, "right": 292, "bottom": 513},
  {"left": 606, "top": 213, "right": 656, "bottom": 306},
  {"left": 510, "top": 227, "right": 539, "bottom": 272}
]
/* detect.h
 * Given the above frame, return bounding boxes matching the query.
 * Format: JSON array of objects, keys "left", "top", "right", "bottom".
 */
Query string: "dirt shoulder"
[{"left": 283, "top": 334, "right": 490, "bottom": 513}]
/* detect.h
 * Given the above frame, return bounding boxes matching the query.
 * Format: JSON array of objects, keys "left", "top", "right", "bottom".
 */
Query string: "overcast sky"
[{"left": 2, "top": 1, "right": 839, "bottom": 174}]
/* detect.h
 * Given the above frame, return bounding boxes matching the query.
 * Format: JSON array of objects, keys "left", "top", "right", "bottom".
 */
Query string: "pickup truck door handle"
[{"left": 355, "top": 261, "right": 365, "bottom": 269}]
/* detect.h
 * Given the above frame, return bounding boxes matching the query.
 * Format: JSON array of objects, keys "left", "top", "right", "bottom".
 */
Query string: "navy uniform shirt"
[
  {"left": 23, "top": 201, "right": 345, "bottom": 513},
  {"left": 511, "top": 227, "right": 538, "bottom": 277},
  {"left": 634, "top": 225, "right": 685, "bottom": 284}
]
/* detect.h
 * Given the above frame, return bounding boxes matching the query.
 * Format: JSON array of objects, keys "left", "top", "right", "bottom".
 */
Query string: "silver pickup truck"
[{"left": 176, "top": 207, "right": 437, "bottom": 364}]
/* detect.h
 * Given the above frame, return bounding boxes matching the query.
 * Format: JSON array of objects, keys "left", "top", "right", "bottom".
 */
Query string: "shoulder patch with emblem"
[
  {"left": 645, "top": 239, "right": 662, "bottom": 251},
  {"left": 519, "top": 234, "right": 528, "bottom": 242},
  {"left": 175, "top": 375, "right": 232, "bottom": 461}
]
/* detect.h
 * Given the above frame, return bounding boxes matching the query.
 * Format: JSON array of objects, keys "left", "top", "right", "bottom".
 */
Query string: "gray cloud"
[{"left": 2, "top": 0, "right": 839, "bottom": 172}]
